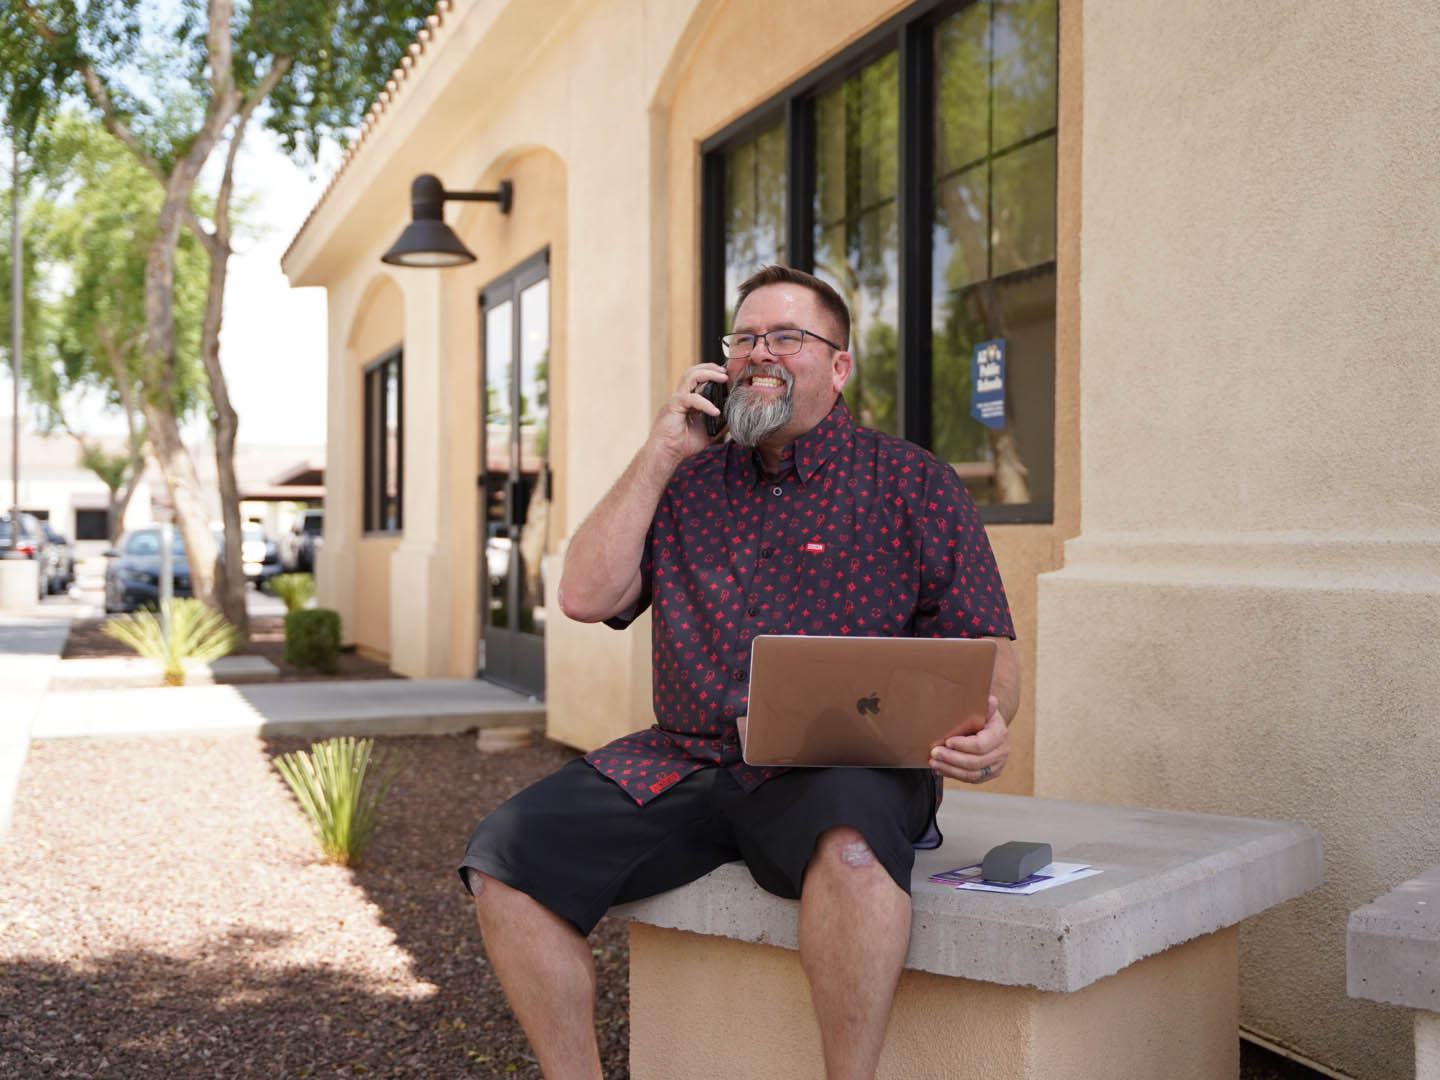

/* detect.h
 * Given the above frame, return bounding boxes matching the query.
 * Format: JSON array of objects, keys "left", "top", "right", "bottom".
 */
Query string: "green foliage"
[
  {"left": 269, "top": 572, "right": 316, "bottom": 614},
  {"left": 284, "top": 608, "right": 341, "bottom": 672},
  {"left": 77, "top": 442, "right": 132, "bottom": 494},
  {"left": 39, "top": 109, "right": 209, "bottom": 419},
  {"left": 272, "top": 736, "right": 400, "bottom": 867},
  {"left": 101, "top": 598, "right": 240, "bottom": 686}
]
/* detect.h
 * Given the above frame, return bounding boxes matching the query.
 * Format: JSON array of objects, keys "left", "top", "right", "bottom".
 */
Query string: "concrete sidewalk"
[
  {"left": 0, "top": 610, "right": 74, "bottom": 837},
  {"left": 0, "top": 608, "right": 545, "bottom": 840}
]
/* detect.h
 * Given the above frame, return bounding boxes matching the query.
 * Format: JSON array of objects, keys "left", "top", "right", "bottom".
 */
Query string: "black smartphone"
[{"left": 701, "top": 361, "right": 728, "bottom": 437}]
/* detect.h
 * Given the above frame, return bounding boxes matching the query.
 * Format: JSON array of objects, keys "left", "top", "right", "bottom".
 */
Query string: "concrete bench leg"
[{"left": 629, "top": 923, "right": 1239, "bottom": 1080}]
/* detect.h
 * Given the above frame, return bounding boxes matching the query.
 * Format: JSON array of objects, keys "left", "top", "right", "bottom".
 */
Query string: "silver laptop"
[{"left": 741, "top": 634, "right": 997, "bottom": 768}]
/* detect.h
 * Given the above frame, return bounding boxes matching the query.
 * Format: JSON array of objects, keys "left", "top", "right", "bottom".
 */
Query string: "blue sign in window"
[{"left": 971, "top": 339, "right": 1006, "bottom": 429}]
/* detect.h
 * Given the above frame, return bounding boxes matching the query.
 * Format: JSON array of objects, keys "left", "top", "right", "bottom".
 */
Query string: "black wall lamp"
[{"left": 381, "top": 173, "right": 513, "bottom": 268}]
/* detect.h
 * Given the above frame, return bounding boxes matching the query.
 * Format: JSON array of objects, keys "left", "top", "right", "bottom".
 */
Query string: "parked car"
[
  {"left": 103, "top": 527, "right": 193, "bottom": 613},
  {"left": 242, "top": 523, "right": 282, "bottom": 590},
  {"left": 40, "top": 521, "right": 76, "bottom": 595},
  {"left": 0, "top": 512, "right": 55, "bottom": 602},
  {"left": 279, "top": 508, "right": 323, "bottom": 573}
]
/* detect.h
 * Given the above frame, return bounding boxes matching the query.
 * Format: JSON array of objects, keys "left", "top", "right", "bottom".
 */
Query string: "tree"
[
  {"left": 26, "top": 108, "right": 211, "bottom": 541},
  {"left": 9, "top": 0, "right": 429, "bottom": 633}
]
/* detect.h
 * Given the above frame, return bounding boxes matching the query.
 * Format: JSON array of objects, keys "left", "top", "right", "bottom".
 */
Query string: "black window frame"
[
  {"left": 700, "top": 0, "right": 1057, "bottom": 525},
  {"left": 362, "top": 346, "right": 404, "bottom": 535}
]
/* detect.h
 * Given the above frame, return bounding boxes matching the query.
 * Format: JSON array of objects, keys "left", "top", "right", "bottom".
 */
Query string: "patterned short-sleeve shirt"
[{"left": 584, "top": 398, "right": 1014, "bottom": 808}]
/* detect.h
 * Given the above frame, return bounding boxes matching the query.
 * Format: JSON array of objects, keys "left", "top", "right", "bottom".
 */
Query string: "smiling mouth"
[{"left": 748, "top": 376, "right": 786, "bottom": 388}]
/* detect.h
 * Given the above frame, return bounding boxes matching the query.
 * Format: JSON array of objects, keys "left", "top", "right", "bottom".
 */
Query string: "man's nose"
[{"left": 751, "top": 333, "right": 778, "bottom": 359}]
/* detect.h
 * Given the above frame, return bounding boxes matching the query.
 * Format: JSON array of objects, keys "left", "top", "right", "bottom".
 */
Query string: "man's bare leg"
[
  {"left": 797, "top": 827, "right": 912, "bottom": 1080},
  {"left": 470, "top": 871, "right": 603, "bottom": 1080}
]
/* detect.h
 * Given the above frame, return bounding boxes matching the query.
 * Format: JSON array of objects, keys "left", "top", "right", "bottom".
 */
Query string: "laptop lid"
[{"left": 741, "top": 634, "right": 997, "bottom": 768}]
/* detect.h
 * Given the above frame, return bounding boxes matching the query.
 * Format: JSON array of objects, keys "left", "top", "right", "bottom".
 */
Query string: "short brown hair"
[{"left": 734, "top": 265, "right": 851, "bottom": 349}]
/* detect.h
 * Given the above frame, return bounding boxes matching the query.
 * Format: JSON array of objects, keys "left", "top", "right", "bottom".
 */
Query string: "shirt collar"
[{"left": 739, "top": 396, "right": 852, "bottom": 485}]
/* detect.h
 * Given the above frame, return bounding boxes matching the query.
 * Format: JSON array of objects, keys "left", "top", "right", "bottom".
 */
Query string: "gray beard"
[{"left": 725, "top": 367, "right": 794, "bottom": 447}]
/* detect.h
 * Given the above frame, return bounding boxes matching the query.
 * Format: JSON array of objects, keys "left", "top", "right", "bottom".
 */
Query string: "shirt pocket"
[{"left": 791, "top": 547, "right": 917, "bottom": 636}]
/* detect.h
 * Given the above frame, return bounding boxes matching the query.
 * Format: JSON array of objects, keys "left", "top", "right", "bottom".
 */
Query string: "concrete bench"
[
  {"left": 612, "top": 790, "right": 1322, "bottom": 1080},
  {"left": 1348, "top": 864, "right": 1440, "bottom": 1080}
]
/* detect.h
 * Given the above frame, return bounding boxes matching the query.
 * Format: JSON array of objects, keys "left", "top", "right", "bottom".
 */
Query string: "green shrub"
[
  {"left": 284, "top": 607, "right": 341, "bottom": 672},
  {"left": 273, "top": 736, "right": 400, "bottom": 866},
  {"left": 269, "top": 572, "right": 315, "bottom": 613},
  {"left": 102, "top": 598, "right": 240, "bottom": 686}
]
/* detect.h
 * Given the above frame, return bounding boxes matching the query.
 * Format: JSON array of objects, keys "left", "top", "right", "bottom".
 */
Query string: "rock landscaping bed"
[{"left": 0, "top": 733, "right": 629, "bottom": 1079}]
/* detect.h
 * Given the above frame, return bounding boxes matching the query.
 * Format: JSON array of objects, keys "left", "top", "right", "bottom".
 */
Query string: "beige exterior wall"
[
  {"left": 287, "top": 0, "right": 1073, "bottom": 765},
  {"left": 630, "top": 923, "right": 1239, "bottom": 1079},
  {"left": 285, "top": 0, "right": 1440, "bottom": 1074},
  {"left": 1036, "top": 2, "right": 1440, "bottom": 1077}
]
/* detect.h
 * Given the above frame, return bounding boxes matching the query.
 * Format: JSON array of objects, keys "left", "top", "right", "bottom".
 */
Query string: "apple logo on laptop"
[{"left": 856, "top": 693, "right": 880, "bottom": 716}]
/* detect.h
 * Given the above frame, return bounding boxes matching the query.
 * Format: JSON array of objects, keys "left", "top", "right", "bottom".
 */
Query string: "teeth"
[{"left": 751, "top": 376, "right": 784, "bottom": 387}]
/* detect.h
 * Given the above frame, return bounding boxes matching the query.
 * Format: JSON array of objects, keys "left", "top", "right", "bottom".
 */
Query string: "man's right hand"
[{"left": 649, "top": 363, "right": 729, "bottom": 464}]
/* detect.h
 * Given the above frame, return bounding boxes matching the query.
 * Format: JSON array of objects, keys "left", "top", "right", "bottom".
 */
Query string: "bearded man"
[{"left": 460, "top": 264, "right": 1019, "bottom": 1080}]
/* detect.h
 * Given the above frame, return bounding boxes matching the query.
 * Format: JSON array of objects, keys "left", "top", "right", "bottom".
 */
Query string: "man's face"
[{"left": 724, "top": 283, "right": 851, "bottom": 449}]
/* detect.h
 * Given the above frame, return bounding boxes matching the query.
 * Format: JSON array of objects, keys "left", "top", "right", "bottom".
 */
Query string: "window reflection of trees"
[
  {"left": 712, "top": 0, "right": 1058, "bottom": 511},
  {"left": 933, "top": 0, "right": 1057, "bottom": 504},
  {"left": 815, "top": 52, "right": 900, "bottom": 435},
  {"left": 724, "top": 121, "right": 787, "bottom": 330}
]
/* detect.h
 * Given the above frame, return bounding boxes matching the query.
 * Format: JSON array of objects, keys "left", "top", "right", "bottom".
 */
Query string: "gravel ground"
[{"left": 0, "top": 733, "right": 628, "bottom": 1079}]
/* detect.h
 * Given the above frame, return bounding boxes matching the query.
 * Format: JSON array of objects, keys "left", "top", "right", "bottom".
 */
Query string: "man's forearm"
[
  {"left": 556, "top": 440, "right": 683, "bottom": 623},
  {"left": 989, "top": 636, "right": 1021, "bottom": 724}
]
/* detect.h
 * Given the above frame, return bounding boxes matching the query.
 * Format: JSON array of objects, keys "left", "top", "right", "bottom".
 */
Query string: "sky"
[{"left": 214, "top": 137, "right": 332, "bottom": 449}]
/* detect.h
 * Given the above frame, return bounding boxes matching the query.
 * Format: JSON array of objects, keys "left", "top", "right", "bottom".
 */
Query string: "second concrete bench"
[{"left": 613, "top": 790, "right": 1322, "bottom": 1080}]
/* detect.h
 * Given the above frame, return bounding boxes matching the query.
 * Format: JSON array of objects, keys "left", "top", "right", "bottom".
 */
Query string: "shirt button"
[
  {"left": 733, "top": 670, "right": 746, "bottom": 682},
  {"left": 771, "top": 485, "right": 783, "bottom": 496},
  {"left": 760, "top": 546, "right": 773, "bottom": 559},
  {"left": 747, "top": 606, "right": 759, "bottom": 617}
]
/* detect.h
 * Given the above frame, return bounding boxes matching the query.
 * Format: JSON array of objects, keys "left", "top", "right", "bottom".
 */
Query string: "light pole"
[{"left": 5, "top": 132, "right": 21, "bottom": 559}]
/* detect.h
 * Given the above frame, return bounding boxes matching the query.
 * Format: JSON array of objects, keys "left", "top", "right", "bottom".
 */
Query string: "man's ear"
[{"left": 832, "top": 350, "right": 853, "bottom": 393}]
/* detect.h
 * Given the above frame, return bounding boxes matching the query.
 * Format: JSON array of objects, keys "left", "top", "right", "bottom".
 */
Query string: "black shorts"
[{"left": 459, "top": 760, "right": 936, "bottom": 936}]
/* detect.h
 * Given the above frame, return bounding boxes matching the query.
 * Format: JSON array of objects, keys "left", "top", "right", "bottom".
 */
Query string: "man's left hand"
[{"left": 929, "top": 695, "right": 1009, "bottom": 784}]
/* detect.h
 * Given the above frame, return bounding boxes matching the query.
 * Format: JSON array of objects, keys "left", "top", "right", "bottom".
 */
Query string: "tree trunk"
[
  {"left": 108, "top": 477, "right": 139, "bottom": 545},
  {"left": 138, "top": 165, "right": 225, "bottom": 607},
  {"left": 143, "top": 399, "right": 218, "bottom": 605},
  {"left": 204, "top": 284, "right": 248, "bottom": 635}
]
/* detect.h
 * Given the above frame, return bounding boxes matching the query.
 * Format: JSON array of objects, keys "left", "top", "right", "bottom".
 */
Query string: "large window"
[
  {"left": 363, "top": 347, "right": 403, "bottom": 533},
  {"left": 702, "top": 0, "right": 1057, "bottom": 522}
]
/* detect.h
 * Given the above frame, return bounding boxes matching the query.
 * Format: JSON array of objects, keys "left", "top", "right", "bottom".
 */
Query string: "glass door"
[{"left": 479, "top": 251, "right": 550, "bottom": 696}]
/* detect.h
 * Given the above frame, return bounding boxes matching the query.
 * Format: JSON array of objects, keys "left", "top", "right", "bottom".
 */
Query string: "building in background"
[
  {"left": 281, "top": 2, "right": 1440, "bottom": 1077},
  {"left": 0, "top": 416, "right": 321, "bottom": 545}
]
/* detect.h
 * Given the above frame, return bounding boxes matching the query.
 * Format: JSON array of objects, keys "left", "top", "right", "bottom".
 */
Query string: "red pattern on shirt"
[{"left": 586, "top": 399, "right": 1014, "bottom": 805}]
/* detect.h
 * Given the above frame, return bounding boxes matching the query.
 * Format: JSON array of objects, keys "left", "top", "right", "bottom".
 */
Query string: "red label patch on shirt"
[
  {"left": 648, "top": 772, "right": 681, "bottom": 794},
  {"left": 804, "top": 542, "right": 825, "bottom": 553}
]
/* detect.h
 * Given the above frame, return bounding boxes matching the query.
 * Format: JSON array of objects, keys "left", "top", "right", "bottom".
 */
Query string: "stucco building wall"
[
  {"left": 1035, "top": 2, "right": 1440, "bottom": 1076},
  {"left": 280, "top": 0, "right": 1440, "bottom": 1074}
]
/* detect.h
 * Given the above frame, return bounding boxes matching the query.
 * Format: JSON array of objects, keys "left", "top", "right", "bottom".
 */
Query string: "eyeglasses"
[{"left": 719, "top": 328, "right": 843, "bottom": 359}]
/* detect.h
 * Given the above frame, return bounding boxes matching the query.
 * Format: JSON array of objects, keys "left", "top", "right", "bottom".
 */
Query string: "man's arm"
[
  {"left": 989, "top": 636, "right": 1021, "bottom": 725},
  {"left": 556, "top": 363, "right": 729, "bottom": 624}
]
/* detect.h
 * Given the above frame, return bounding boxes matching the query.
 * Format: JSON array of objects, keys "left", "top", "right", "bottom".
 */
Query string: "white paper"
[{"left": 927, "top": 861, "right": 1102, "bottom": 895}]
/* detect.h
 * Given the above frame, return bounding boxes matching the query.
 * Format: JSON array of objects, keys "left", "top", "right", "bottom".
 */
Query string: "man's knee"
[
  {"left": 813, "top": 826, "right": 880, "bottom": 873},
  {"left": 465, "top": 867, "right": 489, "bottom": 897}
]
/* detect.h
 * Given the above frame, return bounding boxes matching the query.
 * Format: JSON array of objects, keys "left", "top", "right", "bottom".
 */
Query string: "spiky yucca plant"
[
  {"left": 268, "top": 572, "right": 316, "bottom": 614},
  {"left": 101, "top": 598, "right": 240, "bottom": 686},
  {"left": 273, "top": 737, "right": 400, "bottom": 867}
]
